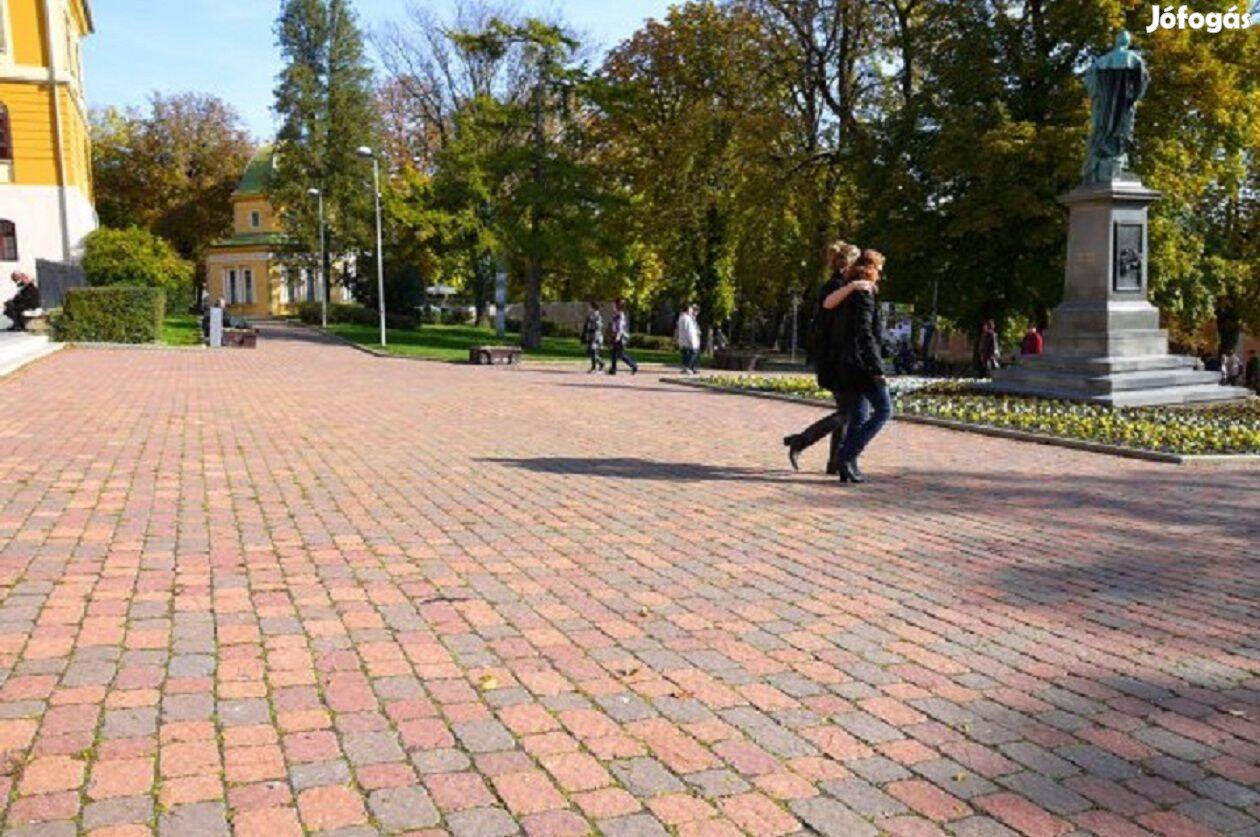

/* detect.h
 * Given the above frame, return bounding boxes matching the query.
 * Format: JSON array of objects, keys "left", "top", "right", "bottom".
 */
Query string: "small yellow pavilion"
[{"left": 206, "top": 147, "right": 344, "bottom": 318}]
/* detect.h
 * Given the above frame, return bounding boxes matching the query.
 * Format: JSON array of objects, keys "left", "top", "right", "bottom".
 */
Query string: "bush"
[
  {"left": 629, "top": 334, "right": 675, "bottom": 351},
  {"left": 296, "top": 302, "right": 416, "bottom": 331},
  {"left": 81, "top": 227, "right": 193, "bottom": 297},
  {"left": 56, "top": 286, "right": 165, "bottom": 344}
]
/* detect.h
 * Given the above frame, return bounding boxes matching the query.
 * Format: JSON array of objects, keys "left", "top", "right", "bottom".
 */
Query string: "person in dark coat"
[
  {"left": 783, "top": 243, "right": 874, "bottom": 474},
  {"left": 4, "top": 272, "right": 40, "bottom": 332},
  {"left": 581, "top": 301, "right": 605, "bottom": 373},
  {"left": 607, "top": 298, "right": 638, "bottom": 375},
  {"left": 832, "top": 250, "right": 892, "bottom": 484}
]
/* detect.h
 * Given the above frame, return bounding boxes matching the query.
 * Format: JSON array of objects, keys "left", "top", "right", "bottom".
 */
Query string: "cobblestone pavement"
[{"left": 0, "top": 325, "right": 1256, "bottom": 837}]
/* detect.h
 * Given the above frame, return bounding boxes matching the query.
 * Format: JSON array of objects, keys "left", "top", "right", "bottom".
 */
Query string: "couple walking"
[
  {"left": 582, "top": 299, "right": 638, "bottom": 375},
  {"left": 783, "top": 243, "right": 892, "bottom": 484}
]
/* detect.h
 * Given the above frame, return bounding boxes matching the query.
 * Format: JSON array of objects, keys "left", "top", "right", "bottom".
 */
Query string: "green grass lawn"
[
  {"left": 162, "top": 313, "right": 203, "bottom": 346},
  {"left": 324, "top": 322, "right": 686, "bottom": 365}
]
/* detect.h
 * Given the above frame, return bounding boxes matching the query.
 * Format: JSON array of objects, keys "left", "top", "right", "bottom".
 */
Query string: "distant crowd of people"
[{"left": 581, "top": 298, "right": 704, "bottom": 377}]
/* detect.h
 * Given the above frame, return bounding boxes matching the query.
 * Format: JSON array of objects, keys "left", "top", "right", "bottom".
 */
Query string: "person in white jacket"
[{"left": 676, "top": 304, "right": 701, "bottom": 374}]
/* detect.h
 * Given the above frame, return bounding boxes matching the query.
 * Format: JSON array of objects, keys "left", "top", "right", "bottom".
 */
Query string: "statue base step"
[{"left": 990, "top": 354, "right": 1251, "bottom": 407}]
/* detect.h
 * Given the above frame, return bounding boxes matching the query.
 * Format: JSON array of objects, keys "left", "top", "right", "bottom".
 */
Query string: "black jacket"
[
  {"left": 813, "top": 275, "right": 845, "bottom": 391},
  {"left": 834, "top": 289, "right": 884, "bottom": 384}
]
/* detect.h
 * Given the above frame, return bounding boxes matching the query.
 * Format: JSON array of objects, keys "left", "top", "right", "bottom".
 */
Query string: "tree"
[
  {"left": 456, "top": 18, "right": 597, "bottom": 350},
  {"left": 272, "top": 0, "right": 380, "bottom": 301},
  {"left": 90, "top": 93, "right": 252, "bottom": 301},
  {"left": 375, "top": 1, "right": 527, "bottom": 323},
  {"left": 81, "top": 227, "right": 195, "bottom": 299},
  {"left": 1133, "top": 16, "right": 1260, "bottom": 353}
]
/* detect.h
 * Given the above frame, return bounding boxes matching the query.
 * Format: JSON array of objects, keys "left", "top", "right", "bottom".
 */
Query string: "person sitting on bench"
[{"left": 3, "top": 272, "right": 40, "bottom": 332}]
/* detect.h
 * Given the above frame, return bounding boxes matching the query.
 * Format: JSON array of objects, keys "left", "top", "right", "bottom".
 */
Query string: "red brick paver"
[{"left": 0, "top": 326, "right": 1256, "bottom": 835}]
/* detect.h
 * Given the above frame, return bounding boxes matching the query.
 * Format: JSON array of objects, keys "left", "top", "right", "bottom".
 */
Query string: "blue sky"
[{"left": 83, "top": 0, "right": 674, "bottom": 139}]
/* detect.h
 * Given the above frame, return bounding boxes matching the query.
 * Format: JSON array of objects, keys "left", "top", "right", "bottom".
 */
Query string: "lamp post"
[
  {"left": 356, "top": 146, "right": 387, "bottom": 347},
  {"left": 306, "top": 188, "right": 327, "bottom": 328}
]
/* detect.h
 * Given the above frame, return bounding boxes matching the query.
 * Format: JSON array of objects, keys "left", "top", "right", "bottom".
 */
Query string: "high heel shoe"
[
  {"left": 783, "top": 436, "right": 802, "bottom": 472},
  {"left": 838, "top": 462, "right": 866, "bottom": 484}
]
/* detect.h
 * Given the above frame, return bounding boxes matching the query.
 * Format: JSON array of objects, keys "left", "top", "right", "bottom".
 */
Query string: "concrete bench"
[{"left": 470, "top": 346, "right": 522, "bottom": 366}]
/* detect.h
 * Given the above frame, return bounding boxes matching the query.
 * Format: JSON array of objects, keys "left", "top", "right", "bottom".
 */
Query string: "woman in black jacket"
[
  {"left": 784, "top": 243, "right": 874, "bottom": 473},
  {"left": 832, "top": 250, "right": 892, "bottom": 484}
]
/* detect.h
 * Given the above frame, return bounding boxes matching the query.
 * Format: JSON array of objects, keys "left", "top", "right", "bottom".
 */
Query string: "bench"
[
  {"left": 713, "top": 350, "right": 763, "bottom": 371},
  {"left": 470, "top": 345, "right": 522, "bottom": 366},
  {"left": 223, "top": 328, "right": 259, "bottom": 349}
]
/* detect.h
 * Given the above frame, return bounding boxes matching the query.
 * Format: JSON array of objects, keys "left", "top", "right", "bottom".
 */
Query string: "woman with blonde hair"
[{"left": 783, "top": 241, "right": 875, "bottom": 473}]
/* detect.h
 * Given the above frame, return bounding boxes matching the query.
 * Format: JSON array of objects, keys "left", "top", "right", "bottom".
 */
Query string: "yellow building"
[
  {"left": 206, "top": 147, "right": 347, "bottom": 318},
  {"left": 0, "top": 0, "right": 97, "bottom": 319}
]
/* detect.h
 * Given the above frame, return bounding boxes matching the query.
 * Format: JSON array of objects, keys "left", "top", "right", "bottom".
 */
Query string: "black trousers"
[
  {"left": 609, "top": 343, "right": 637, "bottom": 373},
  {"left": 791, "top": 391, "right": 866, "bottom": 469}
]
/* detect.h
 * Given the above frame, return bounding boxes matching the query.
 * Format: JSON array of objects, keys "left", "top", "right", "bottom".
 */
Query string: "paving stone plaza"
[{"left": 0, "top": 327, "right": 1256, "bottom": 836}]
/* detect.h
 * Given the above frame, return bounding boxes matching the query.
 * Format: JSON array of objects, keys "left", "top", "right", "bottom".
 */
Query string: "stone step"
[
  {"left": 0, "top": 334, "right": 60, "bottom": 378},
  {"left": 988, "top": 373, "right": 1252, "bottom": 407},
  {"left": 1019, "top": 354, "right": 1200, "bottom": 375}
]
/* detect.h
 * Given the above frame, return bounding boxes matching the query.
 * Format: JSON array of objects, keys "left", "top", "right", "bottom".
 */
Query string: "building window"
[
  {"left": 249, "top": 211, "right": 261, "bottom": 229},
  {"left": 0, "top": 220, "right": 16, "bottom": 262},
  {"left": 243, "top": 269, "right": 254, "bottom": 304},
  {"left": 0, "top": 104, "right": 12, "bottom": 160},
  {"left": 225, "top": 269, "right": 238, "bottom": 304}
]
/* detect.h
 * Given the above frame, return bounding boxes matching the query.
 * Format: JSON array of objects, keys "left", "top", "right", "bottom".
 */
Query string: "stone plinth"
[{"left": 991, "top": 178, "right": 1251, "bottom": 407}]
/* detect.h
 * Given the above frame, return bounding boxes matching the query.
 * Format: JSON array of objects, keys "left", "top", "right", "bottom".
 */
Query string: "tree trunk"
[{"left": 521, "top": 77, "right": 547, "bottom": 351}]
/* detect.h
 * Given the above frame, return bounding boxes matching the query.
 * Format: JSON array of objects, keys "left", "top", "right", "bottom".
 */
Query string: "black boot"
[
  {"left": 838, "top": 462, "right": 866, "bottom": 484},
  {"left": 783, "top": 436, "right": 802, "bottom": 472}
]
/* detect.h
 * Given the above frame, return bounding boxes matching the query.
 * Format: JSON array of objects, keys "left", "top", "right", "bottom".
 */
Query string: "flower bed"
[{"left": 697, "top": 374, "right": 1260, "bottom": 456}]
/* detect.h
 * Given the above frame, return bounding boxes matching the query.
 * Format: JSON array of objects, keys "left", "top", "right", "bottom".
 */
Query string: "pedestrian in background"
[
  {"left": 1021, "top": 323, "right": 1044, "bottom": 356},
  {"left": 1245, "top": 350, "right": 1259, "bottom": 394},
  {"left": 980, "top": 320, "right": 1001, "bottom": 376},
  {"left": 581, "top": 300, "right": 605, "bottom": 373},
  {"left": 676, "top": 303, "right": 701, "bottom": 374},
  {"left": 608, "top": 298, "right": 638, "bottom": 376}
]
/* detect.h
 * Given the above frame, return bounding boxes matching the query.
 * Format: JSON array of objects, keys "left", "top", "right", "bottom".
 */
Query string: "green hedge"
[
  {"left": 56, "top": 286, "right": 166, "bottom": 344},
  {"left": 296, "top": 302, "right": 417, "bottom": 331}
]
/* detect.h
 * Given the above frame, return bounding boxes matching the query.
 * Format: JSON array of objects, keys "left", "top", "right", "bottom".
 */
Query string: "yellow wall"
[
  {"left": 0, "top": 82, "right": 91, "bottom": 191},
  {"left": 233, "top": 198, "right": 279, "bottom": 234},
  {"left": 208, "top": 253, "right": 279, "bottom": 318},
  {"left": 9, "top": 0, "right": 50, "bottom": 67}
]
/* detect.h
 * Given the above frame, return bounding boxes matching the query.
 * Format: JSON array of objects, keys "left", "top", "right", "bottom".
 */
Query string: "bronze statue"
[{"left": 1082, "top": 31, "right": 1150, "bottom": 184}]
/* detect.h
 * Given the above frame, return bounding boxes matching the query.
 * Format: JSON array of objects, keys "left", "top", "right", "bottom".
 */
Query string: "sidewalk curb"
[{"left": 661, "top": 376, "right": 1260, "bottom": 468}]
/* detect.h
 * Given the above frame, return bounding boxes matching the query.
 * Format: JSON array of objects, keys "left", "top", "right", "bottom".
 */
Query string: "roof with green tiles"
[{"left": 234, "top": 147, "right": 276, "bottom": 198}]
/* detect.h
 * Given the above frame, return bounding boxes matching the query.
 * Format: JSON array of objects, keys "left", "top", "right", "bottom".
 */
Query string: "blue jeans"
[
  {"left": 680, "top": 347, "right": 698, "bottom": 372},
  {"left": 838, "top": 379, "right": 892, "bottom": 464}
]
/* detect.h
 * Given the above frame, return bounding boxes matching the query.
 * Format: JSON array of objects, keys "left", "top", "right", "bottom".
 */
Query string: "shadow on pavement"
[{"left": 482, "top": 456, "right": 826, "bottom": 484}]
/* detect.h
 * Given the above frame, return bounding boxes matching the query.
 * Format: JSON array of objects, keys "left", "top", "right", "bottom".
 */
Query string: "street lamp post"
[
  {"left": 306, "top": 188, "right": 327, "bottom": 328},
  {"left": 357, "top": 146, "right": 387, "bottom": 348}
]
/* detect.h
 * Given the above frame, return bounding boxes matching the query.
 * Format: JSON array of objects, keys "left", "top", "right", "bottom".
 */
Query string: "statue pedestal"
[{"left": 991, "top": 178, "right": 1251, "bottom": 407}]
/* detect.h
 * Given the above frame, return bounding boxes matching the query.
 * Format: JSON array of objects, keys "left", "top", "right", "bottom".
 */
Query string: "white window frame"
[
  {"left": 225, "top": 269, "right": 238, "bottom": 304},
  {"left": 0, "top": 0, "right": 11, "bottom": 60},
  {"left": 243, "top": 269, "right": 254, "bottom": 304}
]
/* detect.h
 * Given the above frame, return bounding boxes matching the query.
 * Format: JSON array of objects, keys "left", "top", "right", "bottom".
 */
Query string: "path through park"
[{"left": 0, "top": 325, "right": 1256, "bottom": 835}]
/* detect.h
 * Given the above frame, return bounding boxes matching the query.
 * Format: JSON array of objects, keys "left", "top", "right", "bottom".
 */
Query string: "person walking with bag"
[
  {"left": 783, "top": 243, "right": 874, "bottom": 473},
  {"left": 581, "top": 301, "right": 606, "bottom": 373},
  {"left": 608, "top": 298, "right": 638, "bottom": 376},
  {"left": 676, "top": 304, "right": 701, "bottom": 374}
]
